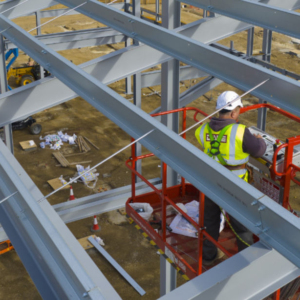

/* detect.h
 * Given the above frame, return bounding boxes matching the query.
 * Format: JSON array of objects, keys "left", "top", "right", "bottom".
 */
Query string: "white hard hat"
[{"left": 216, "top": 91, "right": 243, "bottom": 111}]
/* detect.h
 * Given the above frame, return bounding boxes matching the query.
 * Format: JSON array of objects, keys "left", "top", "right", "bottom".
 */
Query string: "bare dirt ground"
[{"left": 0, "top": 3, "right": 300, "bottom": 300}]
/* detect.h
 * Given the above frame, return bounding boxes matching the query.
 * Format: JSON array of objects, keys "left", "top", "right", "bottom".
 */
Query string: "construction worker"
[{"left": 195, "top": 91, "right": 266, "bottom": 265}]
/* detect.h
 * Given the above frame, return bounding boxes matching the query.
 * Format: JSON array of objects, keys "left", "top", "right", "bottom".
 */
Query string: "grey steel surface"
[
  {"left": 88, "top": 237, "right": 146, "bottom": 296},
  {"left": 0, "top": 15, "right": 252, "bottom": 126},
  {"left": 159, "top": 242, "right": 300, "bottom": 300},
  {"left": 160, "top": 255, "right": 177, "bottom": 296},
  {"left": 0, "top": 0, "right": 57, "bottom": 19},
  {"left": 0, "top": 139, "right": 120, "bottom": 300},
  {"left": 0, "top": 179, "right": 162, "bottom": 242},
  {"left": 5, "top": 28, "right": 125, "bottom": 51},
  {"left": 161, "top": 0, "right": 181, "bottom": 187},
  {"left": 57, "top": 0, "right": 300, "bottom": 116},
  {"left": 0, "top": 35, "right": 13, "bottom": 153},
  {"left": 182, "top": 0, "right": 300, "bottom": 39},
  {"left": 179, "top": 76, "right": 222, "bottom": 107},
  {"left": 142, "top": 66, "right": 207, "bottom": 90},
  {"left": 1, "top": 9, "right": 300, "bottom": 270}
]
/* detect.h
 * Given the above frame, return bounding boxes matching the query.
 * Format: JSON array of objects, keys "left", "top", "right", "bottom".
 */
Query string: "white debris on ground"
[
  {"left": 39, "top": 131, "right": 77, "bottom": 150},
  {"left": 71, "top": 165, "right": 99, "bottom": 189},
  {"left": 94, "top": 236, "right": 105, "bottom": 246}
]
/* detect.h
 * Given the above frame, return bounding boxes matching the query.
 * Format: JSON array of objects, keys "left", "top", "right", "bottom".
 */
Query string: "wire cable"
[
  {"left": 0, "top": 0, "right": 29, "bottom": 15},
  {"left": 180, "top": 79, "right": 270, "bottom": 136},
  {"left": 220, "top": 208, "right": 250, "bottom": 247},
  {"left": 37, "top": 129, "right": 155, "bottom": 203}
]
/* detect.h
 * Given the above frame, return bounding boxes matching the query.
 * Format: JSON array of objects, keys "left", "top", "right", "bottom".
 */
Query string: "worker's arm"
[{"left": 242, "top": 128, "right": 267, "bottom": 158}]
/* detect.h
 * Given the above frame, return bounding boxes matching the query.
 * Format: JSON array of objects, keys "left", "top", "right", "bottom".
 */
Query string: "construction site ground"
[{"left": 1, "top": 3, "right": 300, "bottom": 300}]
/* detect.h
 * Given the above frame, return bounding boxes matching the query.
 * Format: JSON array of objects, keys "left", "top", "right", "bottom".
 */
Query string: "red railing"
[{"left": 126, "top": 107, "right": 234, "bottom": 277}]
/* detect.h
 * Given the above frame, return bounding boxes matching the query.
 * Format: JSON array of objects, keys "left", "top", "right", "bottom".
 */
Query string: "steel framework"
[{"left": 0, "top": 0, "right": 299, "bottom": 299}]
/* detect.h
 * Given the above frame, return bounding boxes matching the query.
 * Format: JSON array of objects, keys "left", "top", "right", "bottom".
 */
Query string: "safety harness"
[{"left": 206, "top": 123, "right": 233, "bottom": 165}]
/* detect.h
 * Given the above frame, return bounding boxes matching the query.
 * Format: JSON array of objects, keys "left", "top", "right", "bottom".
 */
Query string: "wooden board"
[
  {"left": 47, "top": 178, "right": 70, "bottom": 190},
  {"left": 78, "top": 235, "right": 95, "bottom": 250},
  {"left": 19, "top": 140, "right": 37, "bottom": 151},
  {"left": 53, "top": 152, "right": 70, "bottom": 167}
]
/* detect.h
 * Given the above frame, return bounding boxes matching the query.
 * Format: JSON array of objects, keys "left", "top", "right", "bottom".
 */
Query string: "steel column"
[
  {"left": 160, "top": 255, "right": 177, "bottom": 297},
  {"left": 161, "top": 0, "right": 181, "bottom": 188},
  {"left": 246, "top": 27, "right": 254, "bottom": 57},
  {"left": 0, "top": 35, "right": 13, "bottom": 153},
  {"left": 257, "top": 29, "right": 273, "bottom": 131},
  {"left": 133, "top": 0, "right": 142, "bottom": 181}
]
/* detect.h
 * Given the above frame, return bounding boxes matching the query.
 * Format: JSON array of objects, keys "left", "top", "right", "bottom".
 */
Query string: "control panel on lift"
[
  {"left": 248, "top": 127, "right": 300, "bottom": 204},
  {"left": 248, "top": 126, "right": 300, "bottom": 173}
]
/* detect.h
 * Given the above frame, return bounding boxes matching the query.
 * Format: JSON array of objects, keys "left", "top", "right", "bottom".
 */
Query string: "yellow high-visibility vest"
[{"left": 195, "top": 122, "right": 249, "bottom": 181}]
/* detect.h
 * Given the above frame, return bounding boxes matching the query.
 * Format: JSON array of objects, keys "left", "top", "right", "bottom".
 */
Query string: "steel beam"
[
  {"left": 0, "top": 179, "right": 162, "bottom": 242},
  {"left": 180, "top": 76, "right": 222, "bottom": 107},
  {"left": 141, "top": 66, "right": 207, "bottom": 87},
  {"left": 159, "top": 242, "right": 300, "bottom": 300},
  {"left": 0, "top": 139, "right": 120, "bottom": 300},
  {"left": 0, "top": 0, "right": 57, "bottom": 19},
  {"left": 181, "top": 0, "right": 300, "bottom": 40},
  {"left": 57, "top": 0, "right": 300, "bottom": 117},
  {"left": 1, "top": 11, "right": 300, "bottom": 269},
  {"left": 54, "top": 179, "right": 162, "bottom": 224},
  {"left": 5, "top": 28, "right": 125, "bottom": 51},
  {"left": 0, "top": 16, "right": 252, "bottom": 126}
]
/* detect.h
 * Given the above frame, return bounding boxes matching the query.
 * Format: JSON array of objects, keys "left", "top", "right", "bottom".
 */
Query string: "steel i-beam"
[
  {"left": 57, "top": 0, "right": 300, "bottom": 117},
  {"left": 1, "top": 10, "right": 300, "bottom": 271},
  {"left": 181, "top": 0, "right": 300, "bottom": 40}
]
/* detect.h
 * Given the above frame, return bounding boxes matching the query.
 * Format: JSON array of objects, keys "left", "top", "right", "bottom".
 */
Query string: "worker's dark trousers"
[{"left": 203, "top": 196, "right": 254, "bottom": 261}]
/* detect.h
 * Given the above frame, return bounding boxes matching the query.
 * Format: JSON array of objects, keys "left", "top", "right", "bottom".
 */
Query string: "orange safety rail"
[
  {"left": 126, "top": 107, "right": 237, "bottom": 279},
  {"left": 0, "top": 240, "right": 14, "bottom": 255}
]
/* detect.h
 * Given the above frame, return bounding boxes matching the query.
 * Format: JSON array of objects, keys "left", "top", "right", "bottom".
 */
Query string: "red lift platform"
[{"left": 125, "top": 104, "right": 300, "bottom": 298}]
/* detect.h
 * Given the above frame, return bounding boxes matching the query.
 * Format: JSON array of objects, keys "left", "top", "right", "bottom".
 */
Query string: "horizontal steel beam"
[
  {"left": 5, "top": 27, "right": 125, "bottom": 51},
  {"left": 182, "top": 0, "right": 300, "bottom": 39},
  {"left": 58, "top": 0, "right": 300, "bottom": 117},
  {"left": 0, "top": 179, "right": 162, "bottom": 242},
  {"left": 32, "top": 4, "right": 125, "bottom": 18},
  {"left": 0, "top": 0, "right": 57, "bottom": 19},
  {"left": 54, "top": 179, "right": 162, "bottom": 224},
  {"left": 0, "top": 139, "right": 120, "bottom": 300},
  {"left": 159, "top": 242, "right": 300, "bottom": 300},
  {"left": 142, "top": 66, "right": 207, "bottom": 87},
  {"left": 180, "top": 76, "right": 222, "bottom": 107},
  {"left": 0, "top": 16, "right": 251, "bottom": 125},
  {"left": 2, "top": 11, "right": 300, "bottom": 269}
]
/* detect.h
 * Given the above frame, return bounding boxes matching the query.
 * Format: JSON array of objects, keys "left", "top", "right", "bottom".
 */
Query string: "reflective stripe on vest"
[{"left": 195, "top": 122, "right": 249, "bottom": 166}]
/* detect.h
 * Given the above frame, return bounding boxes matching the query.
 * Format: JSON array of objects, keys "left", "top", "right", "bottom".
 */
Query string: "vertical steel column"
[
  {"left": 257, "top": 29, "right": 272, "bottom": 130},
  {"left": 0, "top": 35, "right": 13, "bottom": 153},
  {"left": 160, "top": 255, "right": 177, "bottom": 296},
  {"left": 35, "top": 11, "right": 42, "bottom": 35},
  {"left": 246, "top": 27, "right": 254, "bottom": 57},
  {"left": 156, "top": 0, "right": 159, "bottom": 22},
  {"left": 35, "top": 11, "right": 45, "bottom": 79},
  {"left": 161, "top": 0, "right": 180, "bottom": 187},
  {"left": 160, "top": 0, "right": 180, "bottom": 295},
  {"left": 133, "top": 0, "right": 142, "bottom": 181},
  {"left": 124, "top": 0, "right": 132, "bottom": 95}
]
